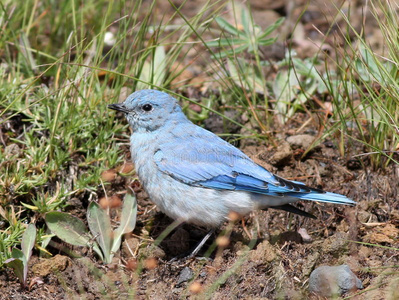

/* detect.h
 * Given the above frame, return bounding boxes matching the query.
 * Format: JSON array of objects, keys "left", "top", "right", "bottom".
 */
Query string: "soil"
[{"left": 1, "top": 1, "right": 399, "bottom": 299}]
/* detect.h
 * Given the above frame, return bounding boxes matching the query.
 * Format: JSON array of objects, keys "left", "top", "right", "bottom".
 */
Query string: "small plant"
[
  {"left": 203, "top": 3, "right": 285, "bottom": 133},
  {"left": 5, "top": 224, "right": 36, "bottom": 288},
  {"left": 272, "top": 51, "right": 330, "bottom": 124},
  {"left": 206, "top": 8, "right": 284, "bottom": 58},
  {"left": 45, "top": 191, "right": 137, "bottom": 264}
]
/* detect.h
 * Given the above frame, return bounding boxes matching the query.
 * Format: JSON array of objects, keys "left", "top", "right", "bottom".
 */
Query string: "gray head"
[{"left": 109, "top": 90, "right": 188, "bottom": 132}]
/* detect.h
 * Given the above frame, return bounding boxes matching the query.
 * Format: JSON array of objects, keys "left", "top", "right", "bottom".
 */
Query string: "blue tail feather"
[{"left": 295, "top": 191, "right": 355, "bottom": 205}]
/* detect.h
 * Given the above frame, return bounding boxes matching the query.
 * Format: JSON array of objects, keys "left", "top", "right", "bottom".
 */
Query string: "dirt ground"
[
  {"left": 1, "top": 0, "right": 398, "bottom": 299},
  {"left": 2, "top": 132, "right": 398, "bottom": 299}
]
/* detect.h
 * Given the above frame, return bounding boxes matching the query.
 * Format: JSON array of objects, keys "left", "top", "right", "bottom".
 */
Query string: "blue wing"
[{"left": 154, "top": 125, "right": 355, "bottom": 205}]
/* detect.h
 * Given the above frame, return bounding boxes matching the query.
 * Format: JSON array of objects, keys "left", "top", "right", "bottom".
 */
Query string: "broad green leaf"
[
  {"left": 152, "top": 45, "right": 167, "bottom": 86},
  {"left": 45, "top": 212, "right": 93, "bottom": 247},
  {"left": 21, "top": 224, "right": 36, "bottom": 263},
  {"left": 112, "top": 191, "right": 137, "bottom": 253},
  {"left": 11, "top": 248, "right": 25, "bottom": 261},
  {"left": 5, "top": 257, "right": 25, "bottom": 287},
  {"left": 8, "top": 248, "right": 27, "bottom": 287},
  {"left": 87, "top": 202, "right": 113, "bottom": 263},
  {"left": 137, "top": 45, "right": 167, "bottom": 89}
]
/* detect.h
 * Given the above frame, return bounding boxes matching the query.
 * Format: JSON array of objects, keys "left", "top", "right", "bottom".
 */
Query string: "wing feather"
[{"left": 154, "top": 125, "right": 356, "bottom": 206}]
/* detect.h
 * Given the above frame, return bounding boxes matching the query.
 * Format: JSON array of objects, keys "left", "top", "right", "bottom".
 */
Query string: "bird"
[{"left": 109, "top": 89, "right": 355, "bottom": 253}]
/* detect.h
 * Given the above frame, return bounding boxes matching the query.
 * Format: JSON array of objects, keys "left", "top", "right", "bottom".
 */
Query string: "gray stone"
[
  {"left": 286, "top": 134, "right": 315, "bottom": 150},
  {"left": 269, "top": 141, "right": 292, "bottom": 166},
  {"left": 177, "top": 267, "right": 194, "bottom": 285},
  {"left": 309, "top": 264, "right": 363, "bottom": 297}
]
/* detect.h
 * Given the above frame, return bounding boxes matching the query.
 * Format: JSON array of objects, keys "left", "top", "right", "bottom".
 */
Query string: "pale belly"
[
  {"left": 130, "top": 135, "right": 257, "bottom": 227},
  {"left": 141, "top": 170, "right": 257, "bottom": 228}
]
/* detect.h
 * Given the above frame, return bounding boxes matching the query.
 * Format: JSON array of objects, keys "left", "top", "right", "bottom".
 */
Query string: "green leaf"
[
  {"left": 215, "top": 17, "right": 244, "bottom": 36},
  {"left": 8, "top": 248, "right": 27, "bottom": 287},
  {"left": 152, "top": 45, "right": 167, "bottom": 86},
  {"left": 211, "top": 46, "right": 246, "bottom": 59},
  {"left": 45, "top": 212, "right": 94, "bottom": 247},
  {"left": 359, "top": 43, "right": 384, "bottom": 82},
  {"left": 5, "top": 257, "right": 25, "bottom": 287},
  {"left": 273, "top": 70, "right": 299, "bottom": 123},
  {"left": 87, "top": 202, "right": 113, "bottom": 263},
  {"left": 224, "top": 44, "right": 249, "bottom": 57},
  {"left": 41, "top": 232, "right": 53, "bottom": 250},
  {"left": 20, "top": 202, "right": 38, "bottom": 211},
  {"left": 258, "top": 17, "right": 285, "bottom": 39},
  {"left": 258, "top": 37, "right": 277, "bottom": 46},
  {"left": 226, "top": 58, "right": 266, "bottom": 94},
  {"left": 21, "top": 224, "right": 36, "bottom": 263},
  {"left": 112, "top": 191, "right": 137, "bottom": 254},
  {"left": 206, "top": 38, "right": 245, "bottom": 48},
  {"left": 241, "top": 7, "right": 251, "bottom": 34},
  {"left": 11, "top": 248, "right": 25, "bottom": 261},
  {"left": 137, "top": 45, "right": 167, "bottom": 90}
]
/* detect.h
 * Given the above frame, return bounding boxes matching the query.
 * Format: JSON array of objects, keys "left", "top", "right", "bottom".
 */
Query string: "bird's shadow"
[{"left": 146, "top": 212, "right": 268, "bottom": 259}]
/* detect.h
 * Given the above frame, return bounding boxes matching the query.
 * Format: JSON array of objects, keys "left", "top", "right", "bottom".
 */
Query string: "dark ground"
[{"left": 1, "top": 0, "right": 398, "bottom": 299}]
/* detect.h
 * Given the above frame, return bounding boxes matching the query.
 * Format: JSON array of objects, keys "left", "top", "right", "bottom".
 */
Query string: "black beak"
[{"left": 108, "top": 103, "right": 130, "bottom": 114}]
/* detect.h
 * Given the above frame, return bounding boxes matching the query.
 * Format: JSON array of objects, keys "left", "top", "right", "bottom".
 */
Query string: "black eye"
[{"left": 142, "top": 104, "right": 153, "bottom": 112}]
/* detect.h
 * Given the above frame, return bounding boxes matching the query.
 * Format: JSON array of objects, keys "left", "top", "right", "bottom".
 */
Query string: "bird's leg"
[
  {"left": 169, "top": 228, "right": 215, "bottom": 262},
  {"left": 188, "top": 229, "right": 215, "bottom": 258}
]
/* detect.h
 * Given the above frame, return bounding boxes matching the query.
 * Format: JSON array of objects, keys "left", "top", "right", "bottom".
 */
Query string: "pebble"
[
  {"left": 286, "top": 134, "right": 315, "bottom": 149},
  {"left": 309, "top": 264, "right": 363, "bottom": 297},
  {"left": 177, "top": 267, "right": 194, "bottom": 285}
]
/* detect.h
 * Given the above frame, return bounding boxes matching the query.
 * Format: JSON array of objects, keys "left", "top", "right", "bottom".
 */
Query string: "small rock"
[
  {"left": 357, "top": 211, "right": 378, "bottom": 223},
  {"left": 140, "top": 244, "right": 166, "bottom": 260},
  {"left": 31, "top": 255, "right": 70, "bottom": 277},
  {"left": 250, "top": 240, "right": 278, "bottom": 264},
  {"left": 286, "top": 134, "right": 315, "bottom": 150},
  {"left": 322, "top": 232, "right": 349, "bottom": 255},
  {"left": 122, "top": 236, "right": 140, "bottom": 259},
  {"left": 177, "top": 267, "right": 194, "bottom": 285},
  {"left": 309, "top": 265, "right": 363, "bottom": 297},
  {"left": 302, "top": 252, "right": 320, "bottom": 277},
  {"left": 199, "top": 271, "right": 207, "bottom": 278},
  {"left": 298, "top": 228, "right": 312, "bottom": 243},
  {"left": 269, "top": 141, "right": 292, "bottom": 166},
  {"left": 4, "top": 144, "right": 21, "bottom": 158}
]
